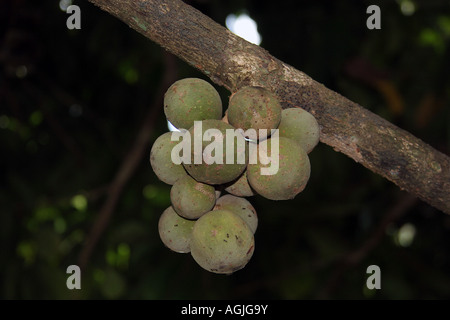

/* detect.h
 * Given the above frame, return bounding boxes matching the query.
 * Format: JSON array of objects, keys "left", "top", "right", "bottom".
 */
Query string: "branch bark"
[{"left": 87, "top": 0, "right": 450, "bottom": 214}]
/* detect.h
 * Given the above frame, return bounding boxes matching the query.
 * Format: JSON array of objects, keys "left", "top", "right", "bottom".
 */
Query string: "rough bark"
[{"left": 87, "top": 0, "right": 450, "bottom": 214}]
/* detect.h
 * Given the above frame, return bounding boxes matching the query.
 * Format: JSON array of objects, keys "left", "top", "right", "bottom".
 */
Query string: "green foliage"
[{"left": 0, "top": 0, "right": 449, "bottom": 299}]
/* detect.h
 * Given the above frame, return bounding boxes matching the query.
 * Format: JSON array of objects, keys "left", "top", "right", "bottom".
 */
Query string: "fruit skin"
[
  {"left": 214, "top": 194, "right": 258, "bottom": 234},
  {"left": 164, "top": 78, "right": 222, "bottom": 130},
  {"left": 224, "top": 170, "right": 255, "bottom": 197},
  {"left": 170, "top": 175, "right": 216, "bottom": 219},
  {"left": 278, "top": 108, "right": 320, "bottom": 153},
  {"left": 227, "top": 86, "right": 282, "bottom": 140},
  {"left": 150, "top": 132, "right": 189, "bottom": 185},
  {"left": 190, "top": 210, "right": 255, "bottom": 274},
  {"left": 247, "top": 136, "right": 310, "bottom": 200},
  {"left": 183, "top": 119, "right": 248, "bottom": 185},
  {"left": 158, "top": 206, "right": 196, "bottom": 253}
]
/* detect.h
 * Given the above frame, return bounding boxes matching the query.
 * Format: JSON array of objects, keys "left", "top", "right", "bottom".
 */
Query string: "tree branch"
[{"left": 87, "top": 0, "right": 450, "bottom": 214}]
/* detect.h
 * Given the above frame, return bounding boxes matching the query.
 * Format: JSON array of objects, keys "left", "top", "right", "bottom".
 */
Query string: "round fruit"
[
  {"left": 227, "top": 86, "right": 282, "bottom": 141},
  {"left": 150, "top": 132, "right": 188, "bottom": 185},
  {"left": 190, "top": 210, "right": 255, "bottom": 274},
  {"left": 164, "top": 78, "right": 222, "bottom": 130},
  {"left": 224, "top": 170, "right": 255, "bottom": 197},
  {"left": 247, "top": 136, "right": 310, "bottom": 200},
  {"left": 170, "top": 175, "right": 216, "bottom": 219},
  {"left": 158, "top": 206, "right": 195, "bottom": 253},
  {"left": 278, "top": 108, "right": 320, "bottom": 153},
  {"left": 214, "top": 195, "right": 258, "bottom": 234},
  {"left": 183, "top": 119, "right": 248, "bottom": 185}
]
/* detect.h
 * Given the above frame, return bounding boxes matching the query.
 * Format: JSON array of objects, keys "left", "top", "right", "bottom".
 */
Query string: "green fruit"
[
  {"left": 170, "top": 175, "right": 216, "bottom": 219},
  {"left": 158, "top": 206, "right": 195, "bottom": 253},
  {"left": 190, "top": 210, "right": 255, "bottom": 274},
  {"left": 183, "top": 119, "right": 248, "bottom": 185},
  {"left": 214, "top": 195, "right": 258, "bottom": 234},
  {"left": 150, "top": 132, "right": 189, "bottom": 185},
  {"left": 227, "top": 86, "right": 282, "bottom": 140},
  {"left": 247, "top": 136, "right": 310, "bottom": 200},
  {"left": 224, "top": 170, "right": 255, "bottom": 197},
  {"left": 164, "top": 78, "right": 222, "bottom": 130},
  {"left": 278, "top": 108, "right": 320, "bottom": 153}
]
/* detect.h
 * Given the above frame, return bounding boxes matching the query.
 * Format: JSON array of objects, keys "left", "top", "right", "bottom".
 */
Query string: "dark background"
[{"left": 1, "top": 0, "right": 449, "bottom": 299}]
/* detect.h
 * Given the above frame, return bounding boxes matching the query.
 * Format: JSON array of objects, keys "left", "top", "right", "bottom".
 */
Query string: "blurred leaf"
[
  {"left": 109, "top": 220, "right": 149, "bottom": 244},
  {"left": 35, "top": 206, "right": 59, "bottom": 222},
  {"left": 71, "top": 194, "right": 88, "bottom": 211},
  {"left": 100, "top": 268, "right": 126, "bottom": 299},
  {"left": 418, "top": 28, "right": 445, "bottom": 54},
  {"left": 29, "top": 111, "right": 43, "bottom": 127},
  {"left": 280, "top": 272, "right": 316, "bottom": 299},
  {"left": 16, "top": 241, "right": 36, "bottom": 266},
  {"left": 437, "top": 16, "right": 450, "bottom": 36}
]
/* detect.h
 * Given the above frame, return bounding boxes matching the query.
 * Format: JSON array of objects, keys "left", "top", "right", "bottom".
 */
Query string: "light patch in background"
[
  {"left": 71, "top": 194, "right": 88, "bottom": 211},
  {"left": 395, "top": 223, "right": 416, "bottom": 247},
  {"left": 398, "top": 0, "right": 416, "bottom": 16},
  {"left": 167, "top": 120, "right": 180, "bottom": 132},
  {"left": 16, "top": 65, "right": 28, "bottom": 79},
  {"left": 59, "top": 0, "right": 73, "bottom": 12},
  {"left": 226, "top": 13, "right": 262, "bottom": 45}
]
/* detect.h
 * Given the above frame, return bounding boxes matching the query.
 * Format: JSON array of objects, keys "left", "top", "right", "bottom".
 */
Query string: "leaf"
[{"left": 100, "top": 268, "right": 127, "bottom": 299}]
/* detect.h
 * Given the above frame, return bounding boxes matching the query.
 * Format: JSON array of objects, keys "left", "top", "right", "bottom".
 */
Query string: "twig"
[{"left": 78, "top": 51, "right": 178, "bottom": 270}]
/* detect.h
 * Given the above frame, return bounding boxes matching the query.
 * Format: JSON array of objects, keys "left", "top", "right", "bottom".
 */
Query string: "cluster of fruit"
[{"left": 150, "top": 78, "right": 319, "bottom": 274}]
